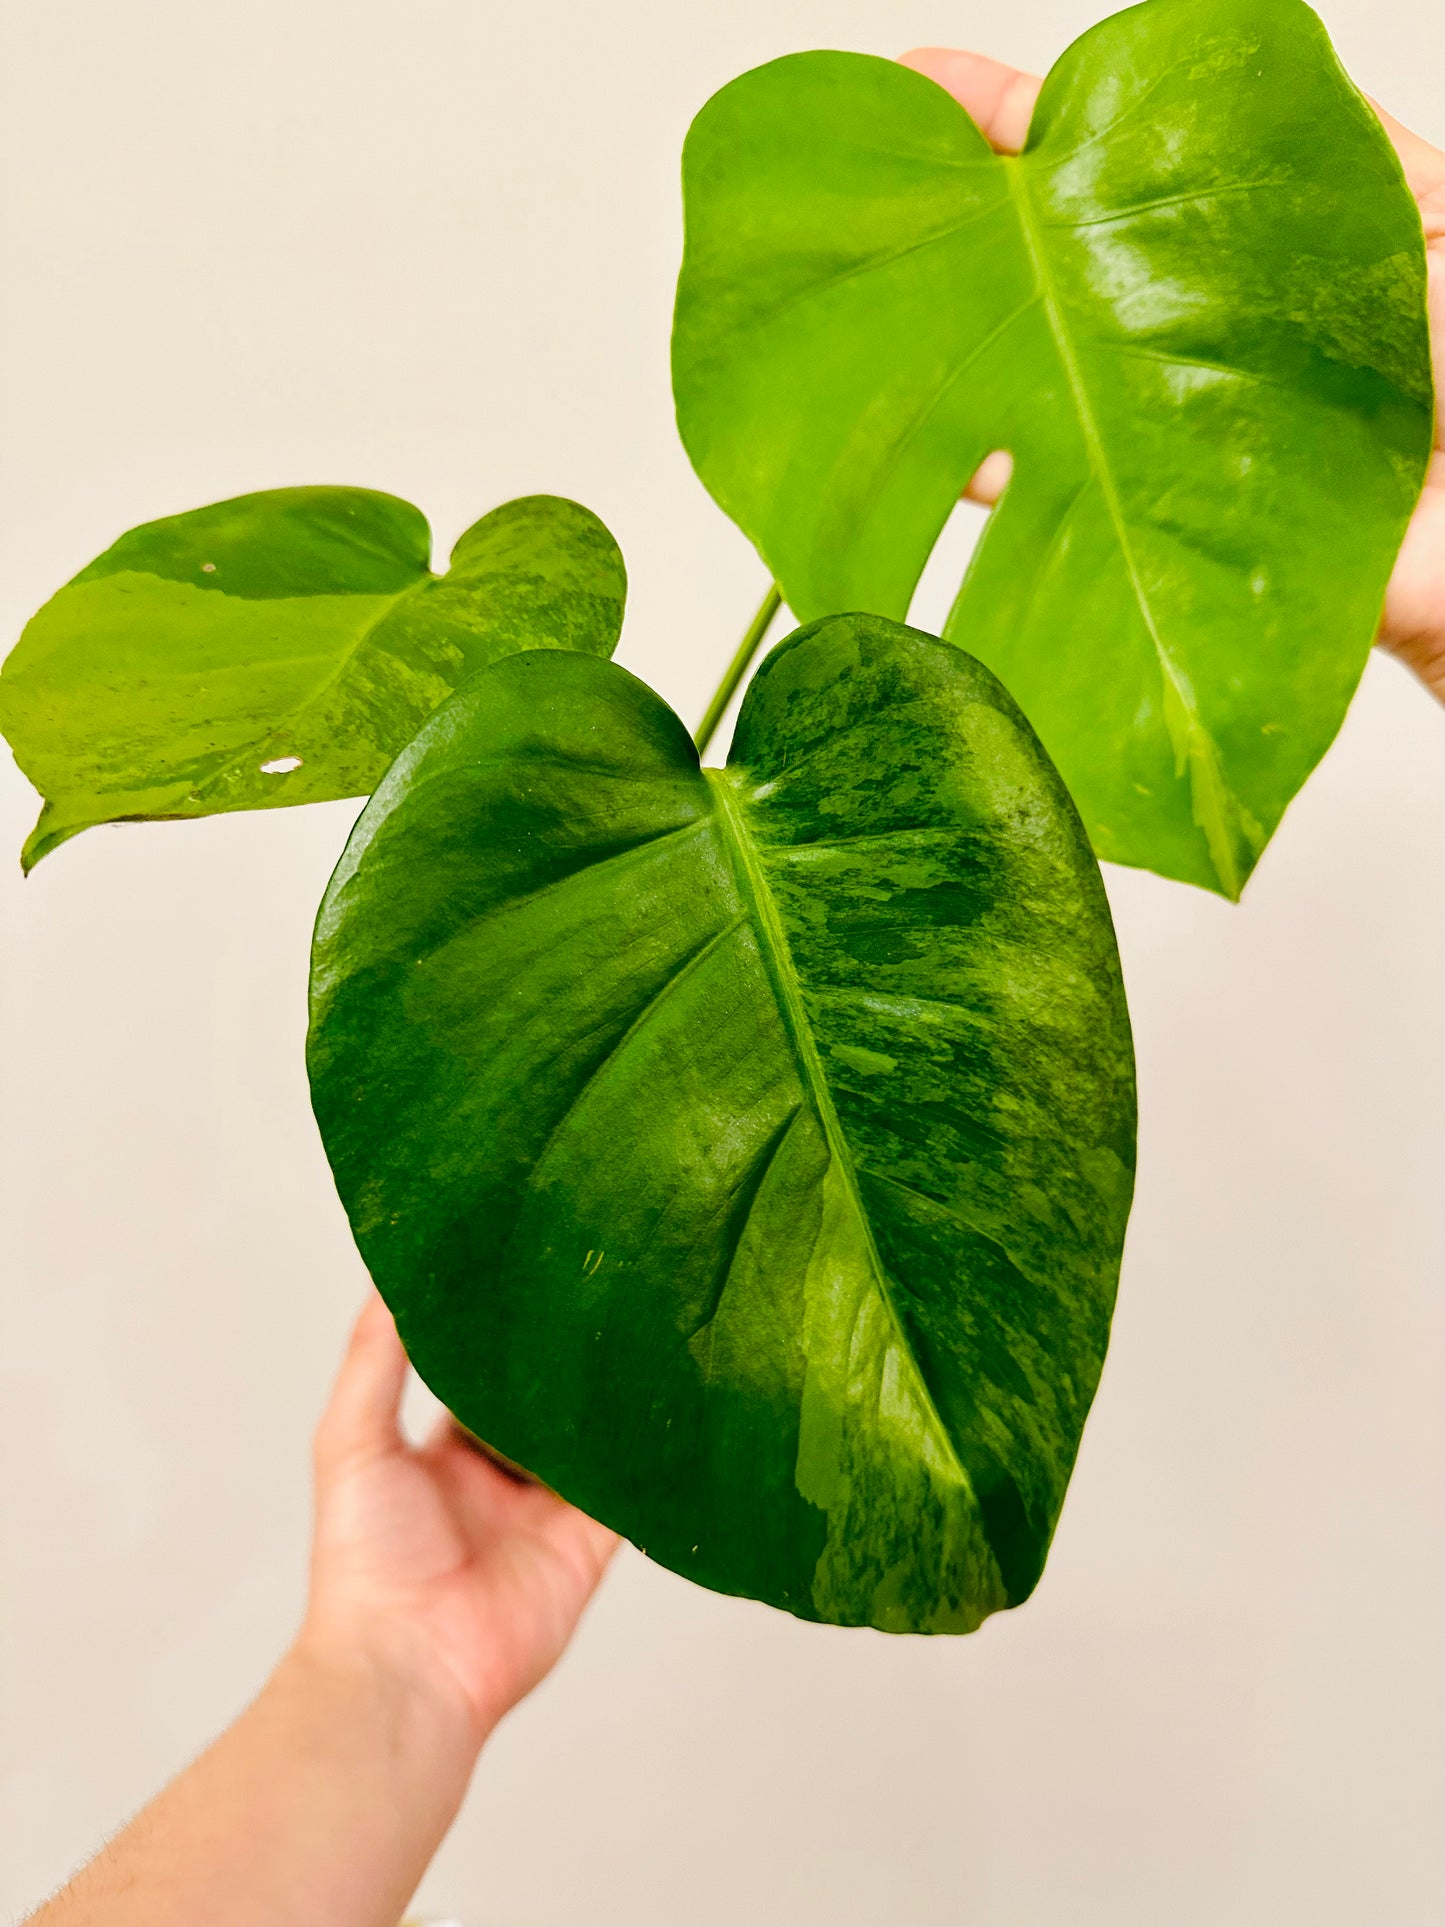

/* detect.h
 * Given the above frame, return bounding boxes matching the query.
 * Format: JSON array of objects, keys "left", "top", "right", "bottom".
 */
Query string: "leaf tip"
[{"left": 20, "top": 806, "right": 82, "bottom": 875}]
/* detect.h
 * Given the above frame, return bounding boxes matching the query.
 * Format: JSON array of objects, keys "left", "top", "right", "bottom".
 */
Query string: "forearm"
[{"left": 29, "top": 1636, "right": 483, "bottom": 1927}]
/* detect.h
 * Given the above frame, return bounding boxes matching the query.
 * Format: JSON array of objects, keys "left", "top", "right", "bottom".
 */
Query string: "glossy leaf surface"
[
  {"left": 0, "top": 488, "right": 625, "bottom": 869},
  {"left": 308, "top": 617, "right": 1136, "bottom": 1632},
  {"left": 673, "top": 0, "right": 1435, "bottom": 896}
]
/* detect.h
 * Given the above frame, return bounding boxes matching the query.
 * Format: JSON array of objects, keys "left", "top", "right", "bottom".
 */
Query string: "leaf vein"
[
  {"left": 858, "top": 1163, "right": 1047, "bottom": 1297},
  {"left": 524, "top": 909, "right": 747, "bottom": 1187},
  {"left": 714, "top": 193, "right": 1014, "bottom": 344},
  {"left": 1045, "top": 178, "right": 1289, "bottom": 231},
  {"left": 1087, "top": 338, "right": 1300, "bottom": 399},
  {"left": 688, "top": 1105, "right": 806, "bottom": 1356},
  {"left": 455, "top": 812, "right": 713, "bottom": 932},
  {"left": 183, "top": 585, "right": 421, "bottom": 809},
  {"left": 865, "top": 292, "right": 1044, "bottom": 505},
  {"left": 1030, "top": 66, "right": 1180, "bottom": 172}
]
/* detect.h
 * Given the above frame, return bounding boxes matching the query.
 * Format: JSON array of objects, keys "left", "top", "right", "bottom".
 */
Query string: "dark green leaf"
[
  {"left": 672, "top": 0, "right": 1435, "bottom": 897},
  {"left": 0, "top": 487, "right": 626, "bottom": 870},
  {"left": 308, "top": 616, "right": 1136, "bottom": 1632}
]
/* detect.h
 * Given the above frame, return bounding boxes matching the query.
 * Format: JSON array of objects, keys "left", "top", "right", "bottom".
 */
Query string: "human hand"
[
  {"left": 31, "top": 1297, "right": 618, "bottom": 1927},
  {"left": 298, "top": 1291, "right": 619, "bottom": 1750},
  {"left": 900, "top": 48, "right": 1445, "bottom": 704}
]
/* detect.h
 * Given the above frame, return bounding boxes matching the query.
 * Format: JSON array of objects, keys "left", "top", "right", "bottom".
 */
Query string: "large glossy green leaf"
[
  {"left": 672, "top": 0, "right": 1435, "bottom": 898},
  {"left": 308, "top": 615, "right": 1136, "bottom": 1632},
  {"left": 0, "top": 487, "right": 625, "bottom": 870}
]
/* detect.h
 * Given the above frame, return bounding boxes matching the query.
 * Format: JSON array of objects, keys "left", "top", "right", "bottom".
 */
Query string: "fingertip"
[
  {"left": 898, "top": 48, "right": 1042, "bottom": 154},
  {"left": 351, "top": 1287, "right": 399, "bottom": 1350},
  {"left": 314, "top": 1290, "right": 409, "bottom": 1465},
  {"left": 964, "top": 448, "right": 1015, "bottom": 506},
  {"left": 1367, "top": 97, "right": 1445, "bottom": 209}
]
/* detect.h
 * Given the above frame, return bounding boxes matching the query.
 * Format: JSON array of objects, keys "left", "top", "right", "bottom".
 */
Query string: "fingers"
[
  {"left": 1366, "top": 99, "right": 1445, "bottom": 234},
  {"left": 900, "top": 50, "right": 1445, "bottom": 230},
  {"left": 429, "top": 1411, "right": 537, "bottom": 1485},
  {"left": 1367, "top": 101, "right": 1445, "bottom": 444},
  {"left": 426, "top": 1410, "right": 620, "bottom": 1566},
  {"left": 313, "top": 1290, "right": 410, "bottom": 1472},
  {"left": 900, "top": 58, "right": 1445, "bottom": 242},
  {"left": 899, "top": 49, "right": 1043, "bottom": 155},
  {"left": 561, "top": 1511, "right": 623, "bottom": 1586}
]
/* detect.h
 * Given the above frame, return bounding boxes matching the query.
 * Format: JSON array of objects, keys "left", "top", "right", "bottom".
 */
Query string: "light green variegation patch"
[{"left": 0, "top": 487, "right": 625, "bottom": 869}]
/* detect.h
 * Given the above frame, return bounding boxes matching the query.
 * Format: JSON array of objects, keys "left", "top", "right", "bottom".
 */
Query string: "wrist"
[{"left": 279, "top": 1618, "right": 489, "bottom": 1806}]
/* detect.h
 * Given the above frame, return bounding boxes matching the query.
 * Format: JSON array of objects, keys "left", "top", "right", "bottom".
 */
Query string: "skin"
[
  {"left": 901, "top": 48, "right": 1445, "bottom": 704},
  {"left": 27, "top": 1293, "right": 618, "bottom": 1927}
]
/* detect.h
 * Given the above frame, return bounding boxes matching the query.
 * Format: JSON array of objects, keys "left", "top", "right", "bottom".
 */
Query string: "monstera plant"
[{"left": 0, "top": 0, "right": 1431, "bottom": 1631}]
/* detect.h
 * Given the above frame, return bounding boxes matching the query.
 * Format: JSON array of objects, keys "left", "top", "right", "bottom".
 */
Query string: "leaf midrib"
[
  {"left": 1005, "top": 155, "right": 1243, "bottom": 897},
  {"left": 704, "top": 769, "right": 973, "bottom": 1498},
  {"left": 183, "top": 573, "right": 434, "bottom": 812}
]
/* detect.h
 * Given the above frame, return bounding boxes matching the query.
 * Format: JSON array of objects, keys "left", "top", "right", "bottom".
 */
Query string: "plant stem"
[{"left": 694, "top": 582, "right": 783, "bottom": 757}]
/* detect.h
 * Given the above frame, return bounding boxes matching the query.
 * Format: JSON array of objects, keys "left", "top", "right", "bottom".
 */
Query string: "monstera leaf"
[
  {"left": 673, "top": 0, "right": 1435, "bottom": 898},
  {"left": 308, "top": 615, "right": 1136, "bottom": 1632},
  {"left": 0, "top": 488, "right": 625, "bottom": 870}
]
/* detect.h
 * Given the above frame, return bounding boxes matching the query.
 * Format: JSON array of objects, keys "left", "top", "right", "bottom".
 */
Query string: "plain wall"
[{"left": 2, "top": 0, "right": 1442, "bottom": 1920}]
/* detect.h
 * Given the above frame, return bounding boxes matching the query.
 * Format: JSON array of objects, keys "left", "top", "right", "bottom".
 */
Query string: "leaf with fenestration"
[
  {"left": 307, "top": 615, "right": 1136, "bottom": 1632},
  {"left": 672, "top": 0, "right": 1434, "bottom": 897},
  {"left": 0, "top": 487, "right": 625, "bottom": 870}
]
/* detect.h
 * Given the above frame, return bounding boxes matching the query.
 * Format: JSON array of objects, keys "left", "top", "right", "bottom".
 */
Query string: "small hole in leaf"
[
  {"left": 260, "top": 755, "right": 303, "bottom": 774},
  {"left": 201, "top": 562, "right": 217, "bottom": 573}
]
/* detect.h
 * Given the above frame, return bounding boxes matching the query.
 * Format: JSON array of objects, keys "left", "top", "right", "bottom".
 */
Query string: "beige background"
[{"left": 2, "top": 0, "right": 1443, "bottom": 1920}]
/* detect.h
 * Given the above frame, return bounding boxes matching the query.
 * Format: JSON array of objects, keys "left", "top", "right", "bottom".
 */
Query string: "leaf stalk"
[{"left": 694, "top": 582, "right": 783, "bottom": 757}]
